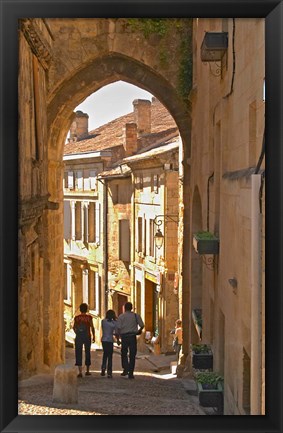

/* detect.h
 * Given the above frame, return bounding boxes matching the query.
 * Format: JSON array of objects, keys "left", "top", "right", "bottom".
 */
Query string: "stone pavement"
[{"left": 18, "top": 347, "right": 206, "bottom": 416}]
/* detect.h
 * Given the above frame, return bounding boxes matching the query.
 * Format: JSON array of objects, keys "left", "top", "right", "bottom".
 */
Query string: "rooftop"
[{"left": 64, "top": 98, "right": 178, "bottom": 156}]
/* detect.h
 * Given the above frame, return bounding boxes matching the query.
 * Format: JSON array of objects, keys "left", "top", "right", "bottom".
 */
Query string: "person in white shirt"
[
  {"left": 116, "top": 302, "right": 144, "bottom": 379},
  {"left": 100, "top": 309, "right": 120, "bottom": 378}
]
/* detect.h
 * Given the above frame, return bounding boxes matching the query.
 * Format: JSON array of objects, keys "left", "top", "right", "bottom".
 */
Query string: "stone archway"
[{"left": 18, "top": 18, "right": 193, "bottom": 378}]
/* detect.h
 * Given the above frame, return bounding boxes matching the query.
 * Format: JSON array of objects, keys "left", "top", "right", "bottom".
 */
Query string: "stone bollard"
[{"left": 52, "top": 364, "right": 78, "bottom": 404}]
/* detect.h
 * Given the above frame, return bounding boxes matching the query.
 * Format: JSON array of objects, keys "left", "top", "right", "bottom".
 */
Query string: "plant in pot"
[
  {"left": 193, "top": 231, "right": 219, "bottom": 255},
  {"left": 195, "top": 371, "right": 224, "bottom": 414},
  {"left": 191, "top": 344, "right": 213, "bottom": 370}
]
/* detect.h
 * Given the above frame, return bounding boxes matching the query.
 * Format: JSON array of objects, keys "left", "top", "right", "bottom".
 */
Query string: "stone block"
[{"left": 52, "top": 364, "right": 78, "bottom": 404}]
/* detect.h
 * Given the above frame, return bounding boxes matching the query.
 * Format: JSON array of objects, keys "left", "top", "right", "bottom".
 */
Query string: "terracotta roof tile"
[{"left": 64, "top": 99, "right": 178, "bottom": 155}]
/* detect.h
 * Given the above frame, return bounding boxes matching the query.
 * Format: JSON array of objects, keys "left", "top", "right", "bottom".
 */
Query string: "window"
[
  {"left": 80, "top": 201, "right": 100, "bottom": 244},
  {"left": 75, "top": 170, "right": 83, "bottom": 190},
  {"left": 135, "top": 175, "right": 143, "bottom": 190},
  {"left": 64, "top": 262, "right": 72, "bottom": 303},
  {"left": 151, "top": 174, "right": 159, "bottom": 193},
  {"left": 68, "top": 171, "right": 74, "bottom": 189},
  {"left": 89, "top": 170, "right": 97, "bottom": 190},
  {"left": 89, "top": 269, "right": 100, "bottom": 314},
  {"left": 119, "top": 219, "right": 130, "bottom": 262},
  {"left": 153, "top": 175, "right": 159, "bottom": 193}
]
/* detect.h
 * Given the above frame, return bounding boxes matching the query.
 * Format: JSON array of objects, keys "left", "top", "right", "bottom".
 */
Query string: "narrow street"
[{"left": 18, "top": 347, "right": 206, "bottom": 416}]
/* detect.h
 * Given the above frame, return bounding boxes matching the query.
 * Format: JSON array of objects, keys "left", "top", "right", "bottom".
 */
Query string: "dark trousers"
[
  {"left": 75, "top": 335, "right": 91, "bottom": 366},
  {"left": 101, "top": 341, "right": 114, "bottom": 373},
  {"left": 121, "top": 334, "right": 137, "bottom": 374}
]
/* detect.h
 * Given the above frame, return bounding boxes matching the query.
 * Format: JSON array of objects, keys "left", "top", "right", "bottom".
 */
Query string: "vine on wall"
[{"left": 126, "top": 18, "right": 193, "bottom": 103}]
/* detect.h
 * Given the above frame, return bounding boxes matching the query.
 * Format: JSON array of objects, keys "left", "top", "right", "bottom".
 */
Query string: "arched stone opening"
[
  {"left": 47, "top": 53, "right": 191, "bottom": 161},
  {"left": 18, "top": 19, "right": 193, "bottom": 378},
  {"left": 44, "top": 57, "right": 192, "bottom": 369}
]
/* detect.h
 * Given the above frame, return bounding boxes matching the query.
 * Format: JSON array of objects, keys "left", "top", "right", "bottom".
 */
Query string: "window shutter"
[
  {"left": 68, "top": 171, "right": 74, "bottom": 189},
  {"left": 90, "top": 170, "right": 97, "bottom": 190},
  {"left": 119, "top": 220, "right": 130, "bottom": 261},
  {"left": 88, "top": 202, "right": 95, "bottom": 242},
  {"left": 75, "top": 201, "right": 82, "bottom": 240},
  {"left": 95, "top": 202, "right": 100, "bottom": 244},
  {"left": 84, "top": 175, "right": 90, "bottom": 191},
  {"left": 83, "top": 202, "right": 89, "bottom": 243},
  {"left": 63, "top": 201, "right": 71, "bottom": 240},
  {"left": 76, "top": 171, "right": 83, "bottom": 190}
]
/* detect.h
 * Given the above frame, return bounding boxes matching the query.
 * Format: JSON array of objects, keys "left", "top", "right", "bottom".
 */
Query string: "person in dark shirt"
[{"left": 73, "top": 303, "right": 95, "bottom": 377}]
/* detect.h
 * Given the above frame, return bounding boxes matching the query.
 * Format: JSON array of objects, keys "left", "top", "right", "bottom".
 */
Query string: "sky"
[{"left": 75, "top": 81, "right": 153, "bottom": 132}]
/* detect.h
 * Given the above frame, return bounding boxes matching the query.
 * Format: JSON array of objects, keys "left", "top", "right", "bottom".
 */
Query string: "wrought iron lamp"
[{"left": 153, "top": 214, "right": 178, "bottom": 249}]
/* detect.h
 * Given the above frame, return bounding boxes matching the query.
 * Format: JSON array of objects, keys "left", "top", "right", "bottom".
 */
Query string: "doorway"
[
  {"left": 145, "top": 279, "right": 159, "bottom": 337},
  {"left": 117, "top": 293, "right": 128, "bottom": 316}
]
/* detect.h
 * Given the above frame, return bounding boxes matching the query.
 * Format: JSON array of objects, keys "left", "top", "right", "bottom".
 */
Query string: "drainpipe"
[{"left": 250, "top": 174, "right": 262, "bottom": 414}]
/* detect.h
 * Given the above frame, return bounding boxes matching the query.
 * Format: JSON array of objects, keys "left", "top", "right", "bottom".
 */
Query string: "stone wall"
[{"left": 190, "top": 18, "right": 265, "bottom": 414}]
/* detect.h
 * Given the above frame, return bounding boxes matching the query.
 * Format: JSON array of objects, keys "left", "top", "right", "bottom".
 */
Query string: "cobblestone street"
[{"left": 18, "top": 347, "right": 206, "bottom": 416}]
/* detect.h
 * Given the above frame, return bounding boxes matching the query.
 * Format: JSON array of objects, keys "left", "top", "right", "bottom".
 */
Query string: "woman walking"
[
  {"left": 73, "top": 303, "right": 95, "bottom": 378},
  {"left": 101, "top": 310, "right": 119, "bottom": 378}
]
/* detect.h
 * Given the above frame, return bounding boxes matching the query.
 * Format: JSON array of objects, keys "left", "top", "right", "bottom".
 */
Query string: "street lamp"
[
  {"left": 154, "top": 228, "right": 164, "bottom": 249},
  {"left": 153, "top": 214, "right": 178, "bottom": 249}
]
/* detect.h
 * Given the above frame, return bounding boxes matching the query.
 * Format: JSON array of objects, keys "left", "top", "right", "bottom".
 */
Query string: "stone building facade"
[
  {"left": 187, "top": 18, "right": 265, "bottom": 414},
  {"left": 123, "top": 137, "right": 180, "bottom": 353}
]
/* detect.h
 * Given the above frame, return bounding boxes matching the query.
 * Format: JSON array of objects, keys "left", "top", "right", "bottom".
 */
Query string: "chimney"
[
  {"left": 133, "top": 99, "right": 151, "bottom": 135},
  {"left": 69, "top": 110, "right": 89, "bottom": 141},
  {"left": 123, "top": 123, "right": 137, "bottom": 157}
]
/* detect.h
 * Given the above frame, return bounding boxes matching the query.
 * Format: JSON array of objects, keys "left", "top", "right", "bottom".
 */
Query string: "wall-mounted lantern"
[
  {"left": 201, "top": 32, "right": 228, "bottom": 62},
  {"left": 153, "top": 214, "right": 178, "bottom": 249},
  {"left": 154, "top": 228, "right": 164, "bottom": 249}
]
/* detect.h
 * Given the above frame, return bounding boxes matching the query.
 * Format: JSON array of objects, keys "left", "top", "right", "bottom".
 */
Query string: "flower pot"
[
  {"left": 197, "top": 381, "right": 223, "bottom": 414},
  {"left": 193, "top": 233, "right": 219, "bottom": 255},
  {"left": 192, "top": 349, "right": 213, "bottom": 370}
]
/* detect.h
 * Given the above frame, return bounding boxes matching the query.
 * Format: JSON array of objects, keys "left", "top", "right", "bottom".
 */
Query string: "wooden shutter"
[
  {"left": 68, "top": 171, "right": 74, "bottom": 189},
  {"left": 76, "top": 171, "right": 83, "bottom": 190},
  {"left": 119, "top": 219, "right": 130, "bottom": 261},
  {"left": 63, "top": 201, "right": 71, "bottom": 240},
  {"left": 95, "top": 202, "right": 100, "bottom": 244}
]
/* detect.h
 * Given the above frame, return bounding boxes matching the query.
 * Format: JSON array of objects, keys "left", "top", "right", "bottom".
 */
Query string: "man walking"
[{"left": 116, "top": 302, "right": 144, "bottom": 379}]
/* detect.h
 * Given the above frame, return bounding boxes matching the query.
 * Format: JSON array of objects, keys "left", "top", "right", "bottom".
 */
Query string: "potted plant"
[
  {"left": 195, "top": 371, "right": 224, "bottom": 414},
  {"left": 192, "top": 308, "right": 202, "bottom": 340},
  {"left": 193, "top": 231, "right": 219, "bottom": 255},
  {"left": 191, "top": 344, "right": 213, "bottom": 370}
]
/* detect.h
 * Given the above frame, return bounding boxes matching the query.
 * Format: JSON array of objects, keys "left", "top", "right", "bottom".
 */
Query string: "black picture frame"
[{"left": 0, "top": 1, "right": 282, "bottom": 432}]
